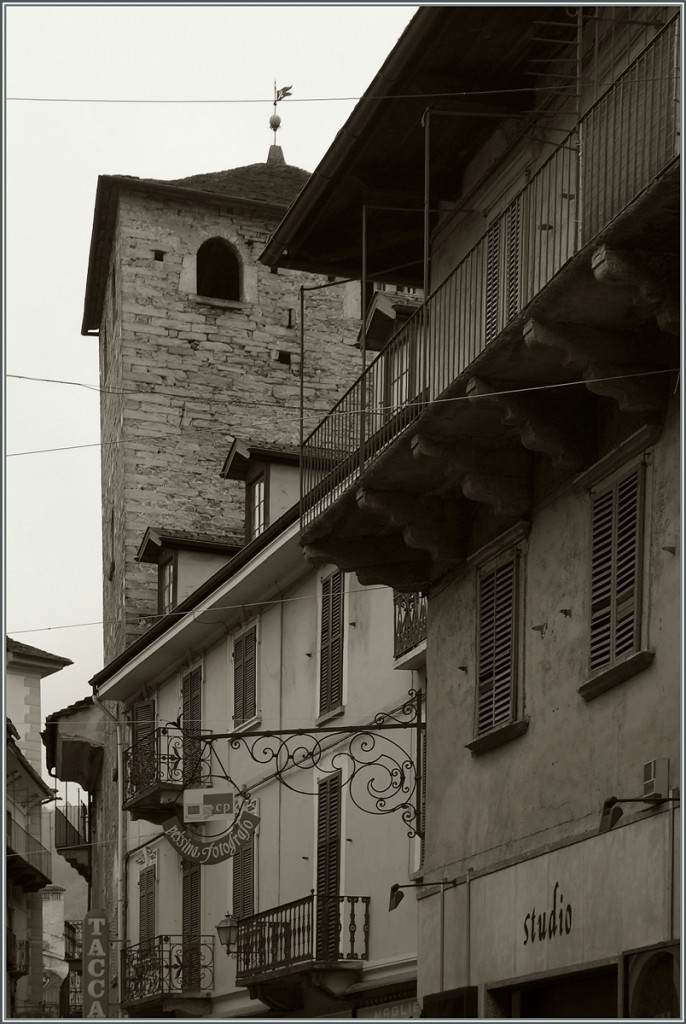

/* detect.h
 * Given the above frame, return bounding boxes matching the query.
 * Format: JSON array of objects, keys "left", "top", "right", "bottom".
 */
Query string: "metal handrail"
[
  {"left": 7, "top": 817, "right": 51, "bottom": 880},
  {"left": 236, "top": 893, "right": 370, "bottom": 981},
  {"left": 394, "top": 591, "right": 428, "bottom": 659},
  {"left": 121, "top": 934, "right": 215, "bottom": 1003},
  {"left": 301, "top": 19, "right": 680, "bottom": 529},
  {"left": 123, "top": 726, "right": 211, "bottom": 805}
]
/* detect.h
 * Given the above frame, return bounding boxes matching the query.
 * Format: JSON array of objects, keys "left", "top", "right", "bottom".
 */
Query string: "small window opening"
[
  {"left": 197, "top": 238, "right": 241, "bottom": 301},
  {"left": 153, "top": 250, "right": 165, "bottom": 262},
  {"left": 270, "top": 266, "right": 279, "bottom": 275},
  {"left": 277, "top": 350, "right": 292, "bottom": 365}
]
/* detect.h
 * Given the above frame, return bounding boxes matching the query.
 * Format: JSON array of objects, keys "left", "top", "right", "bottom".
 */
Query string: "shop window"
[
  {"left": 247, "top": 474, "right": 266, "bottom": 541},
  {"left": 158, "top": 554, "right": 177, "bottom": 615},
  {"left": 196, "top": 238, "right": 240, "bottom": 300},
  {"left": 319, "top": 571, "right": 344, "bottom": 717},
  {"left": 233, "top": 626, "right": 257, "bottom": 727}
]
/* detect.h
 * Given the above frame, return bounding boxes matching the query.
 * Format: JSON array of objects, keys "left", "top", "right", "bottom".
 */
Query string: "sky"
[{"left": 4, "top": 4, "right": 418, "bottom": 742}]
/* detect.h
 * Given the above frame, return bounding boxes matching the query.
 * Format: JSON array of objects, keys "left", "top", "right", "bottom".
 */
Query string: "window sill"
[
  {"left": 316, "top": 705, "right": 345, "bottom": 726},
  {"left": 579, "top": 650, "right": 655, "bottom": 701},
  {"left": 232, "top": 714, "right": 262, "bottom": 734},
  {"left": 190, "top": 295, "right": 249, "bottom": 311},
  {"left": 466, "top": 718, "right": 529, "bottom": 756}
]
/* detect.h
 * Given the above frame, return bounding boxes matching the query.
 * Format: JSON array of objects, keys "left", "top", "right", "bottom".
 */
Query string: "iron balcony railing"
[
  {"left": 55, "top": 804, "right": 88, "bottom": 851},
  {"left": 7, "top": 933, "right": 30, "bottom": 976},
  {"left": 65, "top": 920, "right": 83, "bottom": 961},
  {"left": 394, "top": 591, "right": 428, "bottom": 659},
  {"left": 123, "top": 726, "right": 211, "bottom": 806},
  {"left": 7, "top": 817, "right": 51, "bottom": 882},
  {"left": 236, "top": 893, "right": 370, "bottom": 982},
  {"left": 301, "top": 19, "right": 680, "bottom": 528},
  {"left": 121, "top": 935, "right": 215, "bottom": 1004}
]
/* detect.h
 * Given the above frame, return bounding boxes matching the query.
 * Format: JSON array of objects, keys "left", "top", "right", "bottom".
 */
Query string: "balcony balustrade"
[
  {"left": 55, "top": 805, "right": 91, "bottom": 883},
  {"left": 123, "top": 726, "right": 211, "bottom": 821},
  {"left": 236, "top": 893, "right": 370, "bottom": 984},
  {"left": 394, "top": 592, "right": 428, "bottom": 659},
  {"left": 7, "top": 817, "right": 52, "bottom": 890},
  {"left": 65, "top": 920, "right": 83, "bottom": 961},
  {"left": 7, "top": 933, "right": 30, "bottom": 976},
  {"left": 121, "top": 935, "right": 214, "bottom": 1006},
  {"left": 301, "top": 20, "right": 680, "bottom": 530}
]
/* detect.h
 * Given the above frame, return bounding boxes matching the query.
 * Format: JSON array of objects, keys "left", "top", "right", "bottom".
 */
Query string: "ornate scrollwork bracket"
[{"left": 198, "top": 690, "right": 425, "bottom": 839}]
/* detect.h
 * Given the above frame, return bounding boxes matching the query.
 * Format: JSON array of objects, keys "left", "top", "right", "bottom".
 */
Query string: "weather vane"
[{"left": 270, "top": 81, "right": 292, "bottom": 142}]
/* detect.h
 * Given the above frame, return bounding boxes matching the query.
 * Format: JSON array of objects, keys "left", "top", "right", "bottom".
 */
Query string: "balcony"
[
  {"left": 64, "top": 920, "right": 83, "bottom": 961},
  {"left": 7, "top": 932, "right": 30, "bottom": 976},
  {"left": 235, "top": 894, "right": 370, "bottom": 1012},
  {"left": 123, "top": 726, "right": 211, "bottom": 824},
  {"left": 55, "top": 805, "right": 91, "bottom": 883},
  {"left": 300, "top": 20, "right": 680, "bottom": 590},
  {"left": 7, "top": 817, "right": 52, "bottom": 891},
  {"left": 394, "top": 591, "right": 428, "bottom": 661},
  {"left": 121, "top": 935, "right": 214, "bottom": 1013}
]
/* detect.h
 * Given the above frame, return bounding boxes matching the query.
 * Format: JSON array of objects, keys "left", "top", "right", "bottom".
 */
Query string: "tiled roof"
[
  {"left": 6, "top": 637, "right": 73, "bottom": 667},
  {"left": 158, "top": 156, "right": 310, "bottom": 208},
  {"left": 44, "top": 696, "right": 94, "bottom": 723}
]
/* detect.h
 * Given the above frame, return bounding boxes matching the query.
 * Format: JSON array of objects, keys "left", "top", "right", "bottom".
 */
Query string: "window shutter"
[
  {"left": 234, "top": 628, "right": 256, "bottom": 726},
  {"left": 505, "top": 197, "right": 521, "bottom": 323},
  {"left": 138, "top": 866, "right": 155, "bottom": 944},
  {"left": 320, "top": 573, "right": 344, "bottom": 715},
  {"left": 182, "top": 859, "right": 201, "bottom": 989},
  {"left": 485, "top": 225, "right": 500, "bottom": 342},
  {"left": 316, "top": 774, "right": 341, "bottom": 960},
  {"left": 132, "top": 699, "right": 155, "bottom": 745},
  {"left": 232, "top": 838, "right": 254, "bottom": 920},
  {"left": 477, "top": 559, "right": 517, "bottom": 735},
  {"left": 182, "top": 667, "right": 202, "bottom": 786},
  {"left": 590, "top": 467, "right": 642, "bottom": 673}
]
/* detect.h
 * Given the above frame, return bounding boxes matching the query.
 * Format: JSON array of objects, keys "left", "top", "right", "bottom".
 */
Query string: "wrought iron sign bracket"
[{"left": 197, "top": 689, "right": 425, "bottom": 839}]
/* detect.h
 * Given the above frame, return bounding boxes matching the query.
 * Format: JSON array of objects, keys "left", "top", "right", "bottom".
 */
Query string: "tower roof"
[{"left": 160, "top": 150, "right": 309, "bottom": 207}]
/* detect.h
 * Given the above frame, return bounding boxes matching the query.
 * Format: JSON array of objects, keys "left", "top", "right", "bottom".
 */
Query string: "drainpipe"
[{"left": 92, "top": 689, "right": 125, "bottom": 1016}]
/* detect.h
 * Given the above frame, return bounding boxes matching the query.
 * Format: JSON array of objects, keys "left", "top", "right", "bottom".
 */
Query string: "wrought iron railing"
[
  {"left": 67, "top": 971, "right": 82, "bottom": 1017},
  {"left": 65, "top": 920, "right": 83, "bottom": 961},
  {"left": 121, "top": 935, "right": 214, "bottom": 1004},
  {"left": 7, "top": 933, "right": 30, "bottom": 976},
  {"left": 6, "top": 817, "right": 51, "bottom": 881},
  {"left": 123, "top": 726, "right": 211, "bottom": 805},
  {"left": 394, "top": 592, "right": 428, "bottom": 659},
  {"left": 236, "top": 894, "right": 370, "bottom": 982},
  {"left": 301, "top": 19, "right": 680, "bottom": 529}
]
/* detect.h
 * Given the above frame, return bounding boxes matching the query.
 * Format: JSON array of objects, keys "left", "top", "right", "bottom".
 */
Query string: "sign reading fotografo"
[
  {"left": 162, "top": 799, "right": 260, "bottom": 864},
  {"left": 82, "top": 908, "right": 109, "bottom": 1018}
]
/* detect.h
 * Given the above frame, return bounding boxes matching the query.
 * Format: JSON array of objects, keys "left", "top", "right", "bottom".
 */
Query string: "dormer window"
[
  {"left": 247, "top": 474, "right": 266, "bottom": 541},
  {"left": 196, "top": 238, "right": 240, "bottom": 301},
  {"left": 158, "top": 555, "right": 177, "bottom": 615}
]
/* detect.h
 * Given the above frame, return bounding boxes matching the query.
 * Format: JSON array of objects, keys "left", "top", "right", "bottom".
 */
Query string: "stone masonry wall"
[{"left": 100, "top": 188, "right": 364, "bottom": 661}]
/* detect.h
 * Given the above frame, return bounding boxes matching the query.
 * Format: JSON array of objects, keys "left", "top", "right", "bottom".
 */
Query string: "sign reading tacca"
[{"left": 183, "top": 788, "right": 234, "bottom": 823}]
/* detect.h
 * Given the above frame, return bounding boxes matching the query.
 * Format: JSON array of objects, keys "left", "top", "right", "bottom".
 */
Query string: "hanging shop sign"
[
  {"left": 183, "top": 787, "right": 234, "bottom": 823},
  {"left": 162, "top": 798, "right": 260, "bottom": 865},
  {"left": 82, "top": 908, "right": 109, "bottom": 1018}
]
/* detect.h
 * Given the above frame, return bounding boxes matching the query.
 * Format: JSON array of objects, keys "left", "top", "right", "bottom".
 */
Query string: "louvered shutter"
[
  {"left": 320, "top": 573, "right": 344, "bottom": 715},
  {"left": 505, "top": 197, "right": 521, "bottom": 323},
  {"left": 232, "top": 838, "right": 254, "bottom": 920},
  {"left": 477, "top": 559, "right": 517, "bottom": 735},
  {"left": 485, "top": 225, "right": 500, "bottom": 342},
  {"left": 182, "top": 858, "right": 201, "bottom": 989},
  {"left": 132, "top": 699, "right": 156, "bottom": 794},
  {"left": 590, "top": 467, "right": 643, "bottom": 674},
  {"left": 138, "top": 866, "right": 155, "bottom": 945},
  {"left": 234, "top": 628, "right": 257, "bottom": 726},
  {"left": 182, "top": 667, "right": 202, "bottom": 786},
  {"left": 132, "top": 699, "right": 155, "bottom": 744},
  {"left": 316, "top": 774, "right": 341, "bottom": 960}
]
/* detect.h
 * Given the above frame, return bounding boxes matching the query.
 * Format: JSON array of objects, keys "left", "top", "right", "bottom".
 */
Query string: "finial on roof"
[{"left": 270, "top": 81, "right": 292, "bottom": 147}]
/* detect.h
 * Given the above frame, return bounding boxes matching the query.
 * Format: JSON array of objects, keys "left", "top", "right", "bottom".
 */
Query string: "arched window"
[{"left": 196, "top": 238, "right": 241, "bottom": 301}]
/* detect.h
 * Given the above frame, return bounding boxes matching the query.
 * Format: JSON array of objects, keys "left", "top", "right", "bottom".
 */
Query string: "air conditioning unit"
[{"left": 643, "top": 757, "right": 669, "bottom": 799}]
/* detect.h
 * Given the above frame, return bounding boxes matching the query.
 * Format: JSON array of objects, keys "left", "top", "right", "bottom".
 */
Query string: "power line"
[{"left": 6, "top": 368, "right": 679, "bottom": 458}]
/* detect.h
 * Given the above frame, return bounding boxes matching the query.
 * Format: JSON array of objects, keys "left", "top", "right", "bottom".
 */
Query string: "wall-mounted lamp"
[
  {"left": 215, "top": 912, "right": 238, "bottom": 956},
  {"left": 388, "top": 878, "right": 457, "bottom": 912},
  {"left": 599, "top": 793, "right": 680, "bottom": 834}
]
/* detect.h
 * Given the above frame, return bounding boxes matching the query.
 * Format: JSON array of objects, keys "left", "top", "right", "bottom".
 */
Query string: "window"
[
  {"left": 232, "top": 837, "right": 254, "bottom": 919},
  {"left": 247, "top": 474, "right": 266, "bottom": 541},
  {"left": 139, "top": 865, "right": 156, "bottom": 944},
  {"left": 319, "top": 572, "right": 344, "bottom": 716},
  {"left": 182, "top": 666, "right": 202, "bottom": 787},
  {"left": 158, "top": 555, "right": 176, "bottom": 615},
  {"left": 476, "top": 556, "right": 518, "bottom": 735},
  {"left": 196, "top": 238, "right": 240, "bottom": 301},
  {"left": 233, "top": 627, "right": 257, "bottom": 727},
  {"left": 485, "top": 196, "right": 521, "bottom": 342},
  {"left": 182, "top": 859, "right": 201, "bottom": 988},
  {"left": 316, "top": 773, "right": 341, "bottom": 960},
  {"left": 131, "top": 699, "right": 156, "bottom": 794},
  {"left": 589, "top": 465, "right": 644, "bottom": 676}
]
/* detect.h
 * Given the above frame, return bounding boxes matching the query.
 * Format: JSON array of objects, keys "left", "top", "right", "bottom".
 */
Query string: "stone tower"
[{"left": 82, "top": 148, "right": 362, "bottom": 662}]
